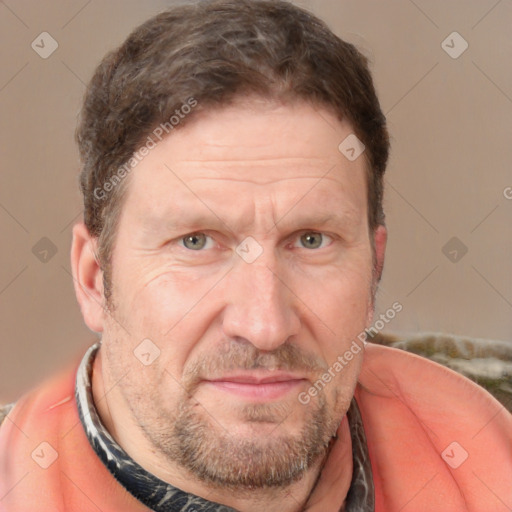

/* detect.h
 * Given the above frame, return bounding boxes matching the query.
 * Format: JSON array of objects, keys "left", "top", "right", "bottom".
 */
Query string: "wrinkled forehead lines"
[
  {"left": 161, "top": 158, "right": 345, "bottom": 186},
  {"left": 148, "top": 101, "right": 353, "bottom": 162},
  {"left": 133, "top": 157, "right": 364, "bottom": 203},
  {"left": 123, "top": 101, "right": 367, "bottom": 206}
]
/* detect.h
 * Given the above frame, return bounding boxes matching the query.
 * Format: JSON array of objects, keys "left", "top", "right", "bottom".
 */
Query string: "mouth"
[{"left": 203, "top": 372, "right": 308, "bottom": 401}]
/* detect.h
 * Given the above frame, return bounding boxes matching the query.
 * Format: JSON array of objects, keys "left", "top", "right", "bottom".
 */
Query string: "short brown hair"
[{"left": 76, "top": 0, "right": 389, "bottom": 302}]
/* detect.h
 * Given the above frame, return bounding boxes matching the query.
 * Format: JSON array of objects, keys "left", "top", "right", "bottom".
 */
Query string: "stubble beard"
[
  {"left": 141, "top": 384, "right": 346, "bottom": 491},
  {"left": 104, "top": 292, "right": 354, "bottom": 491}
]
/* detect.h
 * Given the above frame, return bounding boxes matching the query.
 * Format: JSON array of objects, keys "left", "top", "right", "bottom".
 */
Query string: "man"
[{"left": 0, "top": 1, "right": 510, "bottom": 511}]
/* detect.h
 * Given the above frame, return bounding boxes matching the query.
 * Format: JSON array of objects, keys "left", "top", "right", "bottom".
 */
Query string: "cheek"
[
  {"left": 299, "top": 259, "right": 373, "bottom": 360},
  {"left": 305, "top": 255, "right": 372, "bottom": 310},
  {"left": 112, "top": 269, "right": 225, "bottom": 376},
  {"left": 114, "top": 258, "right": 214, "bottom": 331}
]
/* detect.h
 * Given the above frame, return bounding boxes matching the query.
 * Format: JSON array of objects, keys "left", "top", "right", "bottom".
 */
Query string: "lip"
[{"left": 204, "top": 372, "right": 307, "bottom": 401}]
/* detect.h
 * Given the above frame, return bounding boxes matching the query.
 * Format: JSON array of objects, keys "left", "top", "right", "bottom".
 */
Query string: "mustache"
[{"left": 181, "top": 340, "right": 329, "bottom": 393}]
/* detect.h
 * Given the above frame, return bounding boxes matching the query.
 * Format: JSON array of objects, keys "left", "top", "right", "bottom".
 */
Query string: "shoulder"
[
  {"left": 0, "top": 402, "right": 15, "bottom": 426},
  {"left": 0, "top": 358, "right": 81, "bottom": 456},
  {"left": 0, "top": 347, "right": 90, "bottom": 431},
  {"left": 360, "top": 342, "right": 510, "bottom": 411},
  {"left": 0, "top": 360, "right": 79, "bottom": 509},
  {"left": 358, "top": 343, "right": 512, "bottom": 437},
  {"left": 357, "top": 344, "right": 512, "bottom": 512}
]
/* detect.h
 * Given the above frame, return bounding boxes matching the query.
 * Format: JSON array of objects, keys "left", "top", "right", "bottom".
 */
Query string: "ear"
[
  {"left": 366, "top": 224, "right": 387, "bottom": 327},
  {"left": 71, "top": 222, "right": 105, "bottom": 333},
  {"left": 373, "top": 224, "right": 387, "bottom": 283}
]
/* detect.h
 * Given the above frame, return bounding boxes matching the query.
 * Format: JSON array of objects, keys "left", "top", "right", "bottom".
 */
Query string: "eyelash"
[
  {"left": 179, "top": 233, "right": 216, "bottom": 250},
  {"left": 292, "top": 232, "right": 333, "bottom": 250},
  {"left": 178, "top": 231, "right": 334, "bottom": 251}
]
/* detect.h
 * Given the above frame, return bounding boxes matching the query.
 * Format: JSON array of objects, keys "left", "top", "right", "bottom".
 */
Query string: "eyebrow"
[
  {"left": 141, "top": 211, "right": 230, "bottom": 233},
  {"left": 140, "top": 205, "right": 363, "bottom": 238},
  {"left": 272, "top": 210, "right": 362, "bottom": 231}
]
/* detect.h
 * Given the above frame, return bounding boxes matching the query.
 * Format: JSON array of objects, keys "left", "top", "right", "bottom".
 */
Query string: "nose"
[{"left": 222, "top": 254, "right": 301, "bottom": 351}]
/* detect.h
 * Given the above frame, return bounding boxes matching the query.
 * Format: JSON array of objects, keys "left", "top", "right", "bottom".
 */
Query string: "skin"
[{"left": 71, "top": 98, "right": 387, "bottom": 512}]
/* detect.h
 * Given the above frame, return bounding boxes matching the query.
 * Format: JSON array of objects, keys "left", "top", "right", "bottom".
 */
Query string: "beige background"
[{"left": 1, "top": 0, "right": 511, "bottom": 402}]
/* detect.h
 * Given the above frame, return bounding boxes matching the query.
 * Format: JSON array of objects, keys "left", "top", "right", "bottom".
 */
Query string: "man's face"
[{"left": 101, "top": 99, "right": 378, "bottom": 488}]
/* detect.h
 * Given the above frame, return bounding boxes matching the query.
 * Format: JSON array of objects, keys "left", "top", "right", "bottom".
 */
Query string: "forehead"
[{"left": 123, "top": 99, "right": 367, "bottom": 217}]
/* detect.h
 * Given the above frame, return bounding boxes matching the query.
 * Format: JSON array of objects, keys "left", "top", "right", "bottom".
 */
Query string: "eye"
[
  {"left": 296, "top": 231, "right": 332, "bottom": 250},
  {"left": 181, "top": 233, "right": 214, "bottom": 250}
]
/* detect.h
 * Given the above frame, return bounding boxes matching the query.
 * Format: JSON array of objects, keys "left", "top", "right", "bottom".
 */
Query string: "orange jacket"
[{"left": 0, "top": 344, "right": 511, "bottom": 512}]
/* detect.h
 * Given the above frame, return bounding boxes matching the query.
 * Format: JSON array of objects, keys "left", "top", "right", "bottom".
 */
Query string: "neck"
[{"left": 91, "top": 347, "right": 353, "bottom": 512}]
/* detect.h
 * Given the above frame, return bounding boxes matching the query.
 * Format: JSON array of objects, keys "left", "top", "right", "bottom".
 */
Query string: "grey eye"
[
  {"left": 182, "top": 233, "right": 207, "bottom": 250},
  {"left": 300, "top": 232, "right": 323, "bottom": 249}
]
